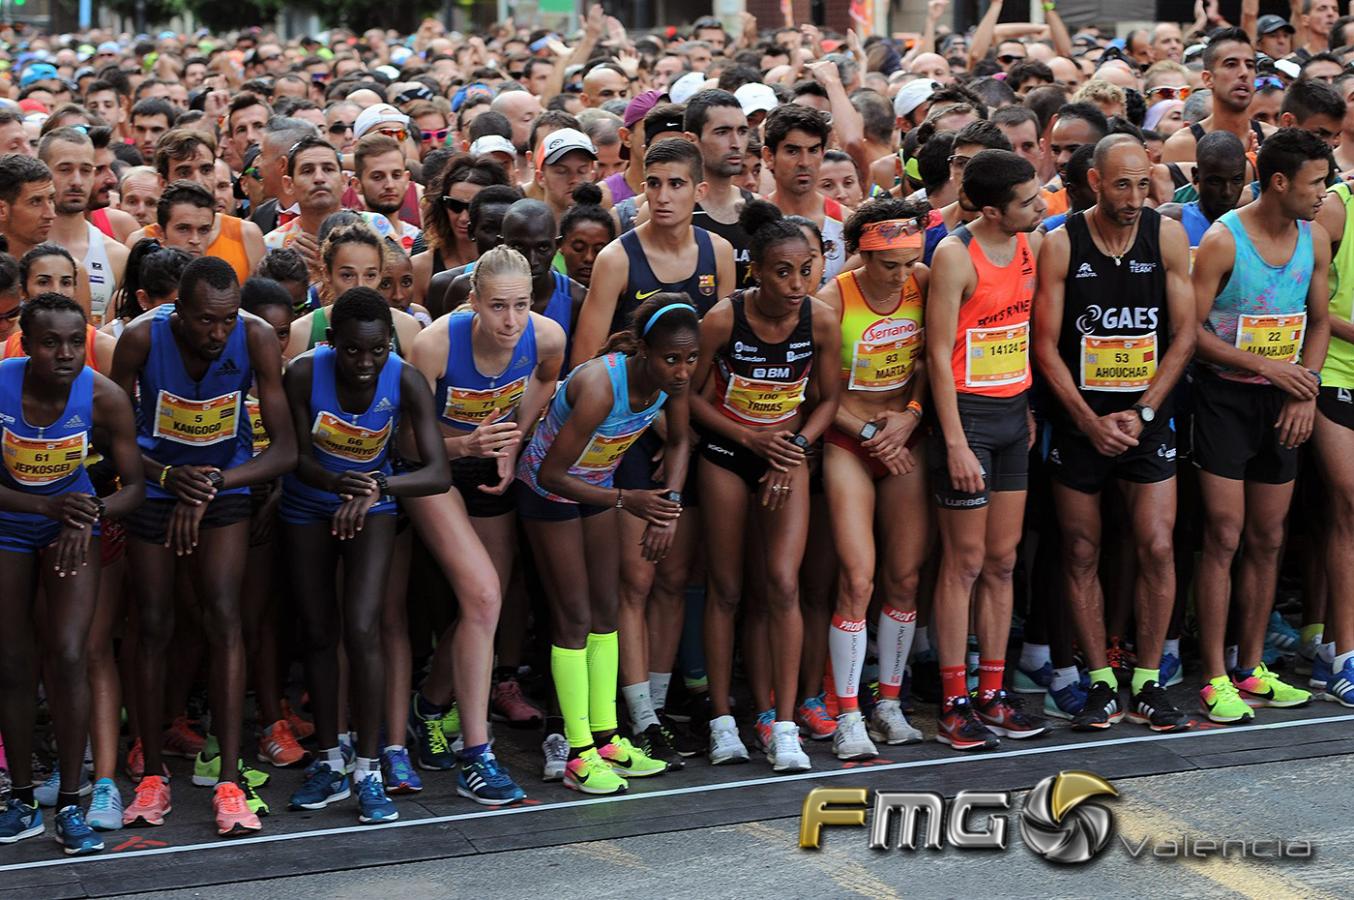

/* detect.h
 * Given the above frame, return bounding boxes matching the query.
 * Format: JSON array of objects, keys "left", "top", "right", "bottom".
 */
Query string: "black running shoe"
[
  {"left": 1128, "top": 680, "right": 1191, "bottom": 733},
  {"left": 1072, "top": 680, "right": 1125, "bottom": 731},
  {"left": 657, "top": 711, "right": 704, "bottom": 758},
  {"left": 637, "top": 722, "right": 686, "bottom": 771}
]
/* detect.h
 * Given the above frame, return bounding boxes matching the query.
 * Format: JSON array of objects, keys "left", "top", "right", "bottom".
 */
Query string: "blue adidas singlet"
[
  {"left": 280, "top": 345, "right": 402, "bottom": 524},
  {"left": 135, "top": 305, "right": 253, "bottom": 500},
  {"left": 1181, "top": 202, "right": 1211, "bottom": 247},
  {"left": 436, "top": 309, "right": 538, "bottom": 433}
]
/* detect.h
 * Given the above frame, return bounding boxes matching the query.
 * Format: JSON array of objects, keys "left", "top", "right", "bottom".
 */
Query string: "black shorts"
[
  {"left": 615, "top": 428, "right": 702, "bottom": 502},
  {"left": 1047, "top": 418, "right": 1176, "bottom": 494},
  {"left": 452, "top": 457, "right": 516, "bottom": 518},
  {"left": 1317, "top": 385, "right": 1354, "bottom": 431},
  {"left": 513, "top": 479, "right": 607, "bottom": 522},
  {"left": 699, "top": 430, "right": 769, "bottom": 489},
  {"left": 124, "top": 493, "right": 254, "bottom": 544},
  {"left": 1192, "top": 374, "right": 1298, "bottom": 484},
  {"left": 929, "top": 393, "right": 1030, "bottom": 509}
]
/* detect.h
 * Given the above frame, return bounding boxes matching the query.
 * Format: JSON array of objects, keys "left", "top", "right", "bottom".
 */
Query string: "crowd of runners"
[{"left": 0, "top": 0, "right": 1348, "bottom": 858}]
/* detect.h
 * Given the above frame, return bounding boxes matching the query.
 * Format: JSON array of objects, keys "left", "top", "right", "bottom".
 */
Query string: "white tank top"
[{"left": 84, "top": 222, "right": 114, "bottom": 326}]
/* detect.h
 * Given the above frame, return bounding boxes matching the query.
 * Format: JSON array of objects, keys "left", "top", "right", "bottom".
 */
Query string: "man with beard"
[
  {"left": 353, "top": 134, "right": 421, "bottom": 252},
  {"left": 685, "top": 90, "right": 755, "bottom": 289},
  {"left": 1042, "top": 104, "right": 1108, "bottom": 219},
  {"left": 87, "top": 126, "right": 140, "bottom": 242},
  {"left": 38, "top": 127, "right": 128, "bottom": 325},
  {"left": 1163, "top": 29, "right": 1271, "bottom": 165}
]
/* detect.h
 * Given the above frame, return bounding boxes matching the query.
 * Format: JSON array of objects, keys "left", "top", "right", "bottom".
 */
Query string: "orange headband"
[{"left": 859, "top": 219, "right": 924, "bottom": 252}]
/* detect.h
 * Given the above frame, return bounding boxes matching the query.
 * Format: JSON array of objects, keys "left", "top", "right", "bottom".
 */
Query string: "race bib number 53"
[{"left": 154, "top": 390, "right": 241, "bottom": 446}]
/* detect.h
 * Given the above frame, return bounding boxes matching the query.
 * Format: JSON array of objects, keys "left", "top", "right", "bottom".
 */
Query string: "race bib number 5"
[
  {"left": 154, "top": 390, "right": 241, "bottom": 446},
  {"left": 2, "top": 428, "right": 87, "bottom": 486},
  {"left": 1081, "top": 334, "right": 1157, "bottom": 392},
  {"left": 1236, "top": 312, "right": 1306, "bottom": 364},
  {"left": 965, "top": 323, "right": 1029, "bottom": 388}
]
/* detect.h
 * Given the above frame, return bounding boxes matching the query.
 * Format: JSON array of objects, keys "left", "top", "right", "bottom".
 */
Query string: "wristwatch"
[
  {"left": 371, "top": 471, "right": 390, "bottom": 495},
  {"left": 93, "top": 496, "right": 107, "bottom": 519},
  {"left": 1310, "top": 369, "right": 1324, "bottom": 387},
  {"left": 790, "top": 433, "right": 811, "bottom": 452},
  {"left": 205, "top": 469, "right": 226, "bottom": 491},
  {"left": 1132, "top": 403, "right": 1156, "bottom": 424},
  {"left": 663, "top": 489, "right": 683, "bottom": 506},
  {"left": 859, "top": 421, "right": 880, "bottom": 442}
]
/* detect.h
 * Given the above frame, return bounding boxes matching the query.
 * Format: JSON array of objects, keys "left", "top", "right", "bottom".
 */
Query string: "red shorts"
[
  {"left": 99, "top": 517, "right": 126, "bottom": 566},
  {"left": 825, "top": 422, "right": 924, "bottom": 481}
]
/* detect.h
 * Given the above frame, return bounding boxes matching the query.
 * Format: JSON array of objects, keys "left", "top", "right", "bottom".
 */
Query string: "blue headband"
[{"left": 642, "top": 302, "right": 696, "bottom": 336}]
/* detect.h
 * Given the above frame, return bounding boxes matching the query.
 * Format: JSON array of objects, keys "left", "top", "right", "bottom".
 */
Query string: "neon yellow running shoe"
[
  {"left": 1232, "top": 662, "right": 1311, "bottom": 708},
  {"left": 564, "top": 748, "right": 628, "bottom": 795},
  {"left": 599, "top": 735, "right": 667, "bottom": 777},
  {"left": 193, "top": 735, "right": 272, "bottom": 789},
  {"left": 1201, "top": 675, "right": 1254, "bottom": 724},
  {"left": 439, "top": 702, "right": 461, "bottom": 738}
]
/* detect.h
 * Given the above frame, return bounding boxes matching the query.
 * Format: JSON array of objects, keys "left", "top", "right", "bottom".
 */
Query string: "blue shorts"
[
  {"left": 0, "top": 509, "right": 101, "bottom": 554},
  {"left": 278, "top": 488, "right": 396, "bottom": 526},
  {"left": 513, "top": 479, "right": 606, "bottom": 522}
]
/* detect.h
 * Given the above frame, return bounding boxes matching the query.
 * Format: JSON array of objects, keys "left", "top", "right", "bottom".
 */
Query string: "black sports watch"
[
  {"left": 790, "top": 433, "right": 811, "bottom": 452},
  {"left": 92, "top": 496, "right": 107, "bottom": 519},
  {"left": 1132, "top": 403, "right": 1156, "bottom": 424},
  {"left": 859, "top": 421, "right": 880, "bottom": 442},
  {"left": 205, "top": 469, "right": 226, "bottom": 491},
  {"left": 371, "top": 471, "right": 390, "bottom": 495}
]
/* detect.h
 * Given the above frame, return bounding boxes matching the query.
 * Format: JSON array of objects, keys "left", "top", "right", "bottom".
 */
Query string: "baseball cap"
[
  {"left": 1257, "top": 14, "right": 1296, "bottom": 35},
  {"left": 96, "top": 41, "right": 121, "bottom": 55},
  {"left": 669, "top": 71, "right": 706, "bottom": 105},
  {"left": 470, "top": 135, "right": 518, "bottom": 160},
  {"left": 19, "top": 63, "right": 57, "bottom": 89},
  {"left": 393, "top": 83, "right": 435, "bottom": 105},
  {"left": 735, "top": 83, "right": 777, "bottom": 118},
  {"left": 623, "top": 89, "right": 664, "bottom": 128},
  {"left": 537, "top": 127, "right": 597, "bottom": 166},
  {"left": 894, "top": 79, "right": 940, "bottom": 118},
  {"left": 354, "top": 103, "right": 410, "bottom": 139}
]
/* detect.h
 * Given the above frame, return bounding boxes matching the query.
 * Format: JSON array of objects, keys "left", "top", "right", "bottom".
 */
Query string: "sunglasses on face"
[
  {"left": 509, "top": 70, "right": 525, "bottom": 79},
  {"left": 328, "top": 121, "right": 354, "bottom": 135},
  {"left": 441, "top": 195, "right": 470, "bottom": 213},
  {"left": 998, "top": 54, "right": 1026, "bottom": 64},
  {"left": 1255, "top": 75, "right": 1285, "bottom": 90},
  {"left": 1147, "top": 85, "right": 1191, "bottom": 100},
  {"left": 421, "top": 127, "right": 450, "bottom": 143},
  {"left": 0, "top": 304, "right": 20, "bottom": 321},
  {"left": 948, "top": 154, "right": 972, "bottom": 168}
]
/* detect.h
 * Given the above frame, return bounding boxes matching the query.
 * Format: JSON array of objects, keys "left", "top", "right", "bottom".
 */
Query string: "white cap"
[
  {"left": 735, "top": 82, "right": 777, "bottom": 118},
  {"left": 894, "top": 79, "right": 940, "bottom": 118},
  {"left": 669, "top": 71, "right": 707, "bottom": 105},
  {"left": 470, "top": 135, "right": 518, "bottom": 160},
  {"left": 354, "top": 103, "right": 411, "bottom": 139},
  {"left": 537, "top": 127, "right": 597, "bottom": 166}
]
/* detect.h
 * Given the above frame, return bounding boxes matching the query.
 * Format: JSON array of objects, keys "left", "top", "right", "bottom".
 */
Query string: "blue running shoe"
[
  {"left": 35, "top": 771, "right": 91, "bottom": 808},
  {"left": 1266, "top": 611, "right": 1300, "bottom": 652},
  {"left": 54, "top": 806, "right": 103, "bottom": 855},
  {"left": 86, "top": 778, "right": 123, "bottom": 832},
  {"left": 381, "top": 747, "right": 423, "bottom": 794},
  {"left": 1323, "top": 658, "right": 1354, "bottom": 707},
  {"left": 1310, "top": 654, "right": 1333, "bottom": 691},
  {"left": 0, "top": 801, "right": 42, "bottom": 844},
  {"left": 456, "top": 752, "right": 526, "bottom": 806},
  {"left": 1043, "top": 680, "right": 1089, "bottom": 720},
  {"left": 1159, "top": 652, "right": 1183, "bottom": 687},
  {"left": 1261, "top": 643, "right": 1285, "bottom": 668},
  {"left": 1013, "top": 661, "right": 1053, "bottom": 694},
  {"left": 356, "top": 776, "right": 398, "bottom": 824},
  {"left": 288, "top": 762, "right": 350, "bottom": 810}
]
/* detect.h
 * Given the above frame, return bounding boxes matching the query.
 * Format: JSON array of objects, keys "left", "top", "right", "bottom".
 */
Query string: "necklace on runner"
[{"left": 1091, "top": 209, "right": 1131, "bottom": 266}]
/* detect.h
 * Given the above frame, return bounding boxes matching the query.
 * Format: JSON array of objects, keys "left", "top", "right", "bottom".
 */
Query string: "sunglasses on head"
[
  {"left": 421, "top": 127, "right": 450, "bottom": 143},
  {"left": 1255, "top": 75, "right": 1285, "bottom": 90},
  {"left": 377, "top": 127, "right": 409, "bottom": 142},
  {"left": 441, "top": 195, "right": 471, "bottom": 213},
  {"left": 1147, "top": 85, "right": 1191, "bottom": 100}
]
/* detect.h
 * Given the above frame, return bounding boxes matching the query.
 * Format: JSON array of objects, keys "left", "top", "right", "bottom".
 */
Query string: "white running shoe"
[
  {"left": 868, "top": 699, "right": 923, "bottom": 745},
  {"left": 541, "top": 733, "right": 569, "bottom": 782},
  {"left": 707, "top": 715, "right": 750, "bottom": 765},
  {"left": 768, "top": 721, "right": 811, "bottom": 772},
  {"left": 832, "top": 711, "right": 878, "bottom": 761}
]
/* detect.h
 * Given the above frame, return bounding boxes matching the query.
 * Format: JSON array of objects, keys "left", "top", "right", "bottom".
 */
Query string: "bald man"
[
  {"left": 1151, "top": 23, "right": 1185, "bottom": 62},
  {"left": 1032, "top": 134, "right": 1195, "bottom": 733},
  {"left": 908, "top": 52, "right": 953, "bottom": 85},
  {"left": 491, "top": 90, "right": 544, "bottom": 180},
  {"left": 582, "top": 64, "right": 631, "bottom": 108},
  {"left": 1048, "top": 57, "right": 1084, "bottom": 90}
]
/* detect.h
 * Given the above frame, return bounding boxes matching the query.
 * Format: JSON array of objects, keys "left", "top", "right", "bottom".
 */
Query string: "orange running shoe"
[
  {"left": 162, "top": 716, "right": 205, "bottom": 758},
  {"left": 122, "top": 775, "right": 172, "bottom": 827},
  {"left": 281, "top": 699, "right": 315, "bottom": 740},
  {"left": 258, "top": 720, "right": 306, "bottom": 768},
  {"left": 213, "top": 782, "right": 262, "bottom": 836}
]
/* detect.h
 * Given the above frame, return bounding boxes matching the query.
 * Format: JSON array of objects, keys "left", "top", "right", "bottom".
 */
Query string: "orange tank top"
[
  {"left": 837, "top": 270, "right": 924, "bottom": 392},
  {"left": 146, "top": 214, "right": 251, "bottom": 284},
  {"left": 949, "top": 226, "right": 1035, "bottom": 398},
  {"left": 4, "top": 325, "right": 101, "bottom": 372}
]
